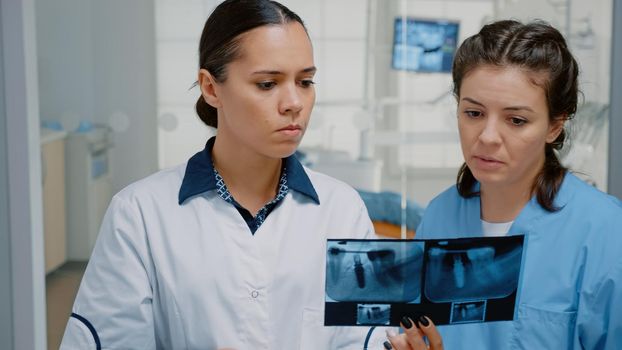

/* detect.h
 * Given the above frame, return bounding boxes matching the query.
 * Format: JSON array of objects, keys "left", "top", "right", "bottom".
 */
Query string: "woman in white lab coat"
[{"left": 60, "top": 1, "right": 441, "bottom": 349}]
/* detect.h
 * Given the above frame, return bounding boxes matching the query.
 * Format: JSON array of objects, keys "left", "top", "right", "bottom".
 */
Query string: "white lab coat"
[{"left": 60, "top": 147, "right": 382, "bottom": 349}]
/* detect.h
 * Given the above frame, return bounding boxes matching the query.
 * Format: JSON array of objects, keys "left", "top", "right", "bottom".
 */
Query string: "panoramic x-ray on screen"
[{"left": 324, "top": 236, "right": 525, "bottom": 327}]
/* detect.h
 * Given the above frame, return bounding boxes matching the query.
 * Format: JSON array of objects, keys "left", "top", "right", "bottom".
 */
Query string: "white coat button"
[{"left": 251, "top": 290, "right": 259, "bottom": 298}]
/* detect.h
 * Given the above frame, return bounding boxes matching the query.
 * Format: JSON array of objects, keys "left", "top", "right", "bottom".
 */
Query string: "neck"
[
  {"left": 480, "top": 182, "right": 532, "bottom": 223},
  {"left": 480, "top": 155, "right": 545, "bottom": 222},
  {"left": 212, "top": 135, "right": 283, "bottom": 216}
]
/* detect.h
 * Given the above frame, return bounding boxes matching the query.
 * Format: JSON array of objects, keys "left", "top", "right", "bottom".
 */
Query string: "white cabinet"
[
  {"left": 65, "top": 127, "right": 113, "bottom": 261},
  {"left": 41, "top": 130, "right": 68, "bottom": 273}
]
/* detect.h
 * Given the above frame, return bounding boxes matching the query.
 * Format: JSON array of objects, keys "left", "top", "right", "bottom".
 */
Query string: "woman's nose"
[
  {"left": 478, "top": 118, "right": 502, "bottom": 144},
  {"left": 279, "top": 84, "right": 303, "bottom": 115}
]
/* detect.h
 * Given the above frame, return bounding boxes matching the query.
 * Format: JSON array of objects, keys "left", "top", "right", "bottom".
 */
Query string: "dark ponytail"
[
  {"left": 453, "top": 20, "right": 579, "bottom": 211},
  {"left": 195, "top": 95, "right": 218, "bottom": 128},
  {"left": 195, "top": 0, "right": 306, "bottom": 128}
]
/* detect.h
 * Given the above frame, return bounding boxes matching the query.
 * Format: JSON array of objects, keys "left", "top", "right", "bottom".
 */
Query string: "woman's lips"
[
  {"left": 474, "top": 155, "right": 504, "bottom": 169},
  {"left": 277, "top": 125, "right": 302, "bottom": 137}
]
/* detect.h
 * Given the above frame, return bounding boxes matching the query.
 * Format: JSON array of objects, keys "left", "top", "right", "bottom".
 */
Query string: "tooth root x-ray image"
[
  {"left": 326, "top": 240, "right": 425, "bottom": 303},
  {"left": 357, "top": 304, "right": 392, "bottom": 325},
  {"left": 325, "top": 236, "right": 524, "bottom": 327},
  {"left": 450, "top": 300, "right": 487, "bottom": 324},
  {"left": 424, "top": 240, "right": 523, "bottom": 303}
]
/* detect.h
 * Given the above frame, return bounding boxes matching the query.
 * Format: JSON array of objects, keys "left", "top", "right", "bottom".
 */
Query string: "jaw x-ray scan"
[
  {"left": 326, "top": 240, "right": 424, "bottom": 304},
  {"left": 324, "top": 236, "right": 525, "bottom": 327},
  {"left": 424, "top": 241, "right": 522, "bottom": 302}
]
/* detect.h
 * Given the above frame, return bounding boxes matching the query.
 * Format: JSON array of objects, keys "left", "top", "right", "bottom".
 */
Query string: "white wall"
[
  {"left": 390, "top": 0, "right": 493, "bottom": 169},
  {"left": 36, "top": 0, "right": 158, "bottom": 193},
  {"left": 371, "top": 1, "right": 493, "bottom": 205},
  {"left": 35, "top": 0, "right": 95, "bottom": 131},
  {"left": 378, "top": 0, "right": 613, "bottom": 202},
  {"left": 153, "top": 0, "right": 612, "bottom": 205},
  {"left": 154, "top": 0, "right": 370, "bottom": 168},
  {"left": 295, "top": 0, "right": 369, "bottom": 157},
  {"left": 153, "top": 0, "right": 495, "bottom": 206},
  {"left": 155, "top": 0, "right": 218, "bottom": 169},
  {"left": 495, "top": 0, "right": 612, "bottom": 190}
]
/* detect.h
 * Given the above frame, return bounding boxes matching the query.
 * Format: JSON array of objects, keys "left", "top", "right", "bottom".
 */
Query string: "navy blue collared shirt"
[{"left": 179, "top": 137, "right": 319, "bottom": 234}]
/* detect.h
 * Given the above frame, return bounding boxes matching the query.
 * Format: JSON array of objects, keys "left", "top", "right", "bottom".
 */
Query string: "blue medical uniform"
[{"left": 417, "top": 173, "right": 622, "bottom": 349}]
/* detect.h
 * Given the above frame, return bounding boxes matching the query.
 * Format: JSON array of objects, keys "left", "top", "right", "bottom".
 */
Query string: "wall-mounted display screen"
[{"left": 392, "top": 17, "right": 460, "bottom": 73}]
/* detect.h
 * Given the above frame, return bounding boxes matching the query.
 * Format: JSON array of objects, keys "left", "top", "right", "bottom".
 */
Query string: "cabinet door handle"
[{"left": 41, "top": 148, "right": 47, "bottom": 186}]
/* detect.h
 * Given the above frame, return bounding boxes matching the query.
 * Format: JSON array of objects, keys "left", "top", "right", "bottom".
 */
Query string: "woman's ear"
[
  {"left": 546, "top": 115, "right": 566, "bottom": 143},
  {"left": 198, "top": 69, "right": 221, "bottom": 108}
]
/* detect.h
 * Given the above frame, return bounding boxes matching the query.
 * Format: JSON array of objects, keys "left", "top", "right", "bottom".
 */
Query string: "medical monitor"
[{"left": 392, "top": 17, "right": 459, "bottom": 73}]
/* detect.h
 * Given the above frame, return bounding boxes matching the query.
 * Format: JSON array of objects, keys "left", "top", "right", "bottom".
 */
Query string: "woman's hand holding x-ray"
[{"left": 384, "top": 316, "right": 443, "bottom": 350}]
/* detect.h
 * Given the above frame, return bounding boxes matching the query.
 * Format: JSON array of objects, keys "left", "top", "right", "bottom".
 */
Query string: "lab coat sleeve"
[
  {"left": 329, "top": 198, "right": 397, "bottom": 349},
  {"left": 577, "top": 258, "right": 622, "bottom": 349},
  {"left": 60, "top": 195, "right": 156, "bottom": 350}
]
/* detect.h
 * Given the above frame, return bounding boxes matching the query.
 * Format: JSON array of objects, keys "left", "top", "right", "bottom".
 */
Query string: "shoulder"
[
  {"left": 418, "top": 185, "right": 460, "bottom": 231},
  {"left": 304, "top": 166, "right": 366, "bottom": 207},
  {"left": 113, "top": 163, "right": 186, "bottom": 207},
  {"left": 546, "top": 173, "right": 622, "bottom": 252},
  {"left": 425, "top": 184, "right": 465, "bottom": 213},
  {"left": 561, "top": 173, "right": 622, "bottom": 218}
]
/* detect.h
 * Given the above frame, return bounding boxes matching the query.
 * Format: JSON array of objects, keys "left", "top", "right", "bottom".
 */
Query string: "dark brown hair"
[
  {"left": 195, "top": 0, "right": 306, "bottom": 128},
  {"left": 453, "top": 20, "right": 579, "bottom": 211}
]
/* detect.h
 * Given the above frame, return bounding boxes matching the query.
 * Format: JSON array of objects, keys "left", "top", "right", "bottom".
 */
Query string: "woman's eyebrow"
[
  {"left": 503, "top": 106, "right": 535, "bottom": 112},
  {"left": 301, "top": 66, "right": 317, "bottom": 73},
  {"left": 252, "top": 70, "right": 282, "bottom": 75},
  {"left": 461, "top": 97, "right": 535, "bottom": 112},
  {"left": 461, "top": 97, "right": 484, "bottom": 106},
  {"left": 252, "top": 66, "right": 317, "bottom": 75}
]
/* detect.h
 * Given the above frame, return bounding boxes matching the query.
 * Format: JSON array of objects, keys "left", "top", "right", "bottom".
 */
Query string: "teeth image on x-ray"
[
  {"left": 450, "top": 300, "right": 487, "bottom": 324},
  {"left": 353, "top": 255, "right": 365, "bottom": 288},
  {"left": 452, "top": 254, "right": 465, "bottom": 288},
  {"left": 466, "top": 247, "right": 498, "bottom": 285},
  {"left": 326, "top": 241, "right": 425, "bottom": 303},
  {"left": 356, "top": 304, "right": 392, "bottom": 325},
  {"left": 325, "top": 236, "right": 524, "bottom": 327},
  {"left": 424, "top": 243, "right": 522, "bottom": 303}
]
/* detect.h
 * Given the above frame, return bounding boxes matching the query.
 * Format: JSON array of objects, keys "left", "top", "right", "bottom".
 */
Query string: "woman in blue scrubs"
[
  {"left": 60, "top": 1, "right": 439, "bottom": 349},
  {"left": 413, "top": 20, "right": 622, "bottom": 349}
]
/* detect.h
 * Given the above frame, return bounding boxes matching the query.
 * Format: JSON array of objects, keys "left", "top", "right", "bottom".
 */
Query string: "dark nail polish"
[
  {"left": 401, "top": 316, "right": 413, "bottom": 329},
  {"left": 383, "top": 340, "right": 393, "bottom": 349},
  {"left": 419, "top": 315, "right": 430, "bottom": 327}
]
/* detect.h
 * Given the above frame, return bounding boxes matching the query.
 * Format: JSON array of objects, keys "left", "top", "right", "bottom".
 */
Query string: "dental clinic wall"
[
  {"left": 35, "top": 0, "right": 158, "bottom": 193},
  {"left": 372, "top": 1, "right": 494, "bottom": 204},
  {"left": 381, "top": 0, "right": 493, "bottom": 168},
  {"left": 494, "top": 0, "right": 612, "bottom": 190},
  {"left": 154, "top": 0, "right": 611, "bottom": 202},
  {"left": 155, "top": 0, "right": 216, "bottom": 168},
  {"left": 155, "top": 0, "right": 372, "bottom": 169},
  {"left": 155, "top": 0, "right": 494, "bottom": 205}
]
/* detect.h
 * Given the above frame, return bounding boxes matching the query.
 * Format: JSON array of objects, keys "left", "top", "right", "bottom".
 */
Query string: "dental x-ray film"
[{"left": 324, "top": 235, "right": 525, "bottom": 326}]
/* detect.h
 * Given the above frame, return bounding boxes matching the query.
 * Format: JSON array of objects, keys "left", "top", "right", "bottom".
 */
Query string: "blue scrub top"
[{"left": 417, "top": 172, "right": 622, "bottom": 349}]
